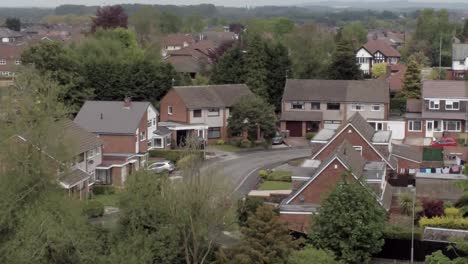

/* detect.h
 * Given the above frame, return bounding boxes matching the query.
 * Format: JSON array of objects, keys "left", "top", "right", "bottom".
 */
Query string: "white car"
[{"left": 148, "top": 160, "right": 175, "bottom": 173}]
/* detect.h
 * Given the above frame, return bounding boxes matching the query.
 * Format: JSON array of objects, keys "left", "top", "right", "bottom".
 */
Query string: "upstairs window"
[
  {"left": 351, "top": 104, "right": 365, "bottom": 111},
  {"left": 291, "top": 101, "right": 305, "bottom": 110},
  {"left": 168, "top": 106, "right": 173, "bottom": 115},
  {"left": 371, "top": 104, "right": 381, "bottom": 111},
  {"left": 193, "top": 109, "right": 202, "bottom": 118},
  {"left": 445, "top": 100, "right": 460, "bottom": 110},
  {"left": 311, "top": 102, "right": 320, "bottom": 110},
  {"left": 0, "top": 59, "right": 6, "bottom": 65},
  {"left": 327, "top": 103, "right": 340, "bottom": 110},
  {"left": 207, "top": 108, "right": 219, "bottom": 117},
  {"left": 140, "top": 131, "right": 146, "bottom": 141},
  {"left": 429, "top": 100, "right": 440, "bottom": 110},
  {"left": 15, "top": 60, "right": 21, "bottom": 65},
  {"left": 147, "top": 120, "right": 152, "bottom": 127}
]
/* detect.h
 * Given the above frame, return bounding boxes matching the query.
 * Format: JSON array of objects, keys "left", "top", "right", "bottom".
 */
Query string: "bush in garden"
[
  {"left": 305, "top": 132, "right": 316, "bottom": 140},
  {"left": 216, "top": 140, "right": 225, "bottom": 145},
  {"left": 422, "top": 199, "right": 444, "bottom": 218},
  {"left": 444, "top": 207, "right": 462, "bottom": 218},
  {"left": 399, "top": 192, "right": 413, "bottom": 216},
  {"left": 92, "top": 185, "right": 115, "bottom": 195},
  {"left": 240, "top": 139, "right": 251, "bottom": 148},
  {"left": 236, "top": 196, "right": 264, "bottom": 227},
  {"left": 419, "top": 216, "right": 468, "bottom": 230},
  {"left": 267, "top": 170, "right": 292, "bottom": 182},
  {"left": 258, "top": 170, "right": 269, "bottom": 179},
  {"left": 455, "top": 194, "right": 468, "bottom": 208},
  {"left": 83, "top": 200, "right": 105, "bottom": 218}
]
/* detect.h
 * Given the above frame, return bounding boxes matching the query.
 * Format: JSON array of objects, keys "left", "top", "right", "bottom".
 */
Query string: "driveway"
[{"left": 202, "top": 147, "right": 311, "bottom": 197}]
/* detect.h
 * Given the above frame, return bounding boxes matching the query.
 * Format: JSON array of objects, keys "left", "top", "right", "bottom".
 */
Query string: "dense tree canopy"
[
  {"left": 244, "top": 34, "right": 269, "bottom": 98},
  {"left": 309, "top": 180, "right": 386, "bottom": 264},
  {"left": 288, "top": 246, "right": 339, "bottom": 264},
  {"left": 91, "top": 5, "right": 128, "bottom": 32},
  {"left": 327, "top": 39, "right": 363, "bottom": 80},
  {"left": 5, "top": 17, "right": 20, "bottom": 31},
  {"left": 398, "top": 57, "right": 422, "bottom": 99},
  {"left": 340, "top": 21, "right": 367, "bottom": 48}
]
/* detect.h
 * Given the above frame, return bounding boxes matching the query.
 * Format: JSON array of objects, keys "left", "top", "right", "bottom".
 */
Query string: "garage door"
[{"left": 286, "top": 121, "right": 303, "bottom": 137}]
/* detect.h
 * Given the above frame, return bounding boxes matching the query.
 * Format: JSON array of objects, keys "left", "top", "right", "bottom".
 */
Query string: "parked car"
[
  {"left": 430, "top": 137, "right": 457, "bottom": 147},
  {"left": 272, "top": 132, "right": 284, "bottom": 145},
  {"left": 148, "top": 160, "right": 175, "bottom": 173}
]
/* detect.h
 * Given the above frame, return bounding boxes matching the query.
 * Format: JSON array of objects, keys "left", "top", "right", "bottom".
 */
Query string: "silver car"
[
  {"left": 272, "top": 132, "right": 284, "bottom": 145},
  {"left": 148, "top": 160, "right": 175, "bottom": 173}
]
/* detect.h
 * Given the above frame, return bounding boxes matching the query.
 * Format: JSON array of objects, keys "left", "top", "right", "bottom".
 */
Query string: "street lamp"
[{"left": 410, "top": 187, "right": 416, "bottom": 263}]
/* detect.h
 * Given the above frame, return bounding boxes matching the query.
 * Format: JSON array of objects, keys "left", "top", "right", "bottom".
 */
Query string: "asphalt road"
[{"left": 203, "top": 147, "right": 311, "bottom": 197}]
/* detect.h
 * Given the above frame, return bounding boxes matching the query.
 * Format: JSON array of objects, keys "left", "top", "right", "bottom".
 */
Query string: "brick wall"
[
  {"left": 99, "top": 134, "right": 136, "bottom": 154},
  {"left": 159, "top": 89, "right": 188, "bottom": 123},
  {"left": 111, "top": 167, "right": 122, "bottom": 187},
  {"left": 405, "top": 120, "right": 425, "bottom": 138},
  {"left": 138, "top": 111, "right": 148, "bottom": 154},
  {"left": 314, "top": 126, "right": 382, "bottom": 162},
  {"left": 279, "top": 213, "right": 311, "bottom": 233}
]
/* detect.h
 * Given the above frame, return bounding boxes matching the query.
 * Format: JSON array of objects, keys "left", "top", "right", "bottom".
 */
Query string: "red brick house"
[
  {"left": 390, "top": 143, "right": 423, "bottom": 173},
  {"left": 310, "top": 112, "right": 396, "bottom": 171},
  {"left": 0, "top": 43, "right": 25, "bottom": 77},
  {"left": 279, "top": 141, "right": 393, "bottom": 233},
  {"left": 159, "top": 84, "right": 253, "bottom": 145},
  {"left": 74, "top": 99, "right": 158, "bottom": 187}
]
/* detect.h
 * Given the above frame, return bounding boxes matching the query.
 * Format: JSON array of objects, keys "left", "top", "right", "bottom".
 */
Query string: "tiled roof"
[
  {"left": 165, "top": 55, "right": 204, "bottom": 73},
  {"left": 58, "top": 168, "right": 90, "bottom": 189},
  {"left": 422, "top": 80, "right": 468, "bottom": 98},
  {"left": 406, "top": 99, "right": 422, "bottom": 113},
  {"left": 161, "top": 33, "right": 194, "bottom": 47},
  {"left": 0, "top": 27, "right": 23, "bottom": 38},
  {"left": 363, "top": 39, "right": 401, "bottom": 57},
  {"left": 283, "top": 79, "right": 389, "bottom": 103},
  {"left": 172, "top": 84, "right": 253, "bottom": 109},
  {"left": 74, "top": 100, "right": 152, "bottom": 134},
  {"left": 62, "top": 120, "right": 103, "bottom": 156},
  {"left": 280, "top": 111, "right": 322, "bottom": 122},
  {"left": 391, "top": 143, "right": 423, "bottom": 163},
  {"left": 341, "top": 112, "right": 376, "bottom": 142}
]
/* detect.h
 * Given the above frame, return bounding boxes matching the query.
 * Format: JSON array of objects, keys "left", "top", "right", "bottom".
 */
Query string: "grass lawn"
[
  {"left": 258, "top": 181, "right": 291, "bottom": 190},
  {"left": 211, "top": 144, "right": 243, "bottom": 152},
  {"left": 423, "top": 147, "right": 443, "bottom": 161},
  {"left": 91, "top": 193, "right": 120, "bottom": 207},
  {"left": 288, "top": 158, "right": 305, "bottom": 167}
]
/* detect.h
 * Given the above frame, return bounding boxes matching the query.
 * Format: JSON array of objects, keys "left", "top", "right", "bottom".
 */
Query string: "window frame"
[
  {"left": 327, "top": 103, "right": 340, "bottom": 110},
  {"left": 351, "top": 103, "right": 365, "bottom": 111},
  {"left": 0, "top": 59, "right": 6, "bottom": 65},
  {"left": 429, "top": 100, "right": 440, "bottom": 110},
  {"left": 207, "top": 108, "right": 220, "bottom": 117},
  {"left": 353, "top": 146, "right": 363, "bottom": 155},
  {"left": 445, "top": 100, "right": 460, "bottom": 111},
  {"left": 408, "top": 120, "right": 422, "bottom": 132},
  {"left": 207, "top": 127, "right": 221, "bottom": 139},
  {"left": 311, "top": 102, "right": 321, "bottom": 110},
  {"left": 371, "top": 104, "right": 382, "bottom": 111},
  {"left": 140, "top": 131, "right": 146, "bottom": 141},
  {"left": 444, "top": 120, "right": 461, "bottom": 132},
  {"left": 291, "top": 101, "right": 305, "bottom": 110},
  {"left": 193, "top": 109, "right": 202, "bottom": 118}
]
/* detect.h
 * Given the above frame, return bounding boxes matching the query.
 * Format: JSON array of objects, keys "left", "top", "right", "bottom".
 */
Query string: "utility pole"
[{"left": 439, "top": 35, "right": 442, "bottom": 80}]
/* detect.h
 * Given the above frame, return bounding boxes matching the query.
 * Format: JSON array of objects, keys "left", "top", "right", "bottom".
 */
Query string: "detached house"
[
  {"left": 13, "top": 120, "right": 103, "bottom": 199},
  {"left": 74, "top": 99, "right": 158, "bottom": 187},
  {"left": 279, "top": 141, "right": 393, "bottom": 233},
  {"left": 159, "top": 84, "right": 253, "bottom": 145},
  {"left": 280, "top": 79, "right": 390, "bottom": 137},
  {"left": 405, "top": 81, "right": 468, "bottom": 139},
  {"left": 161, "top": 33, "right": 195, "bottom": 57},
  {"left": 450, "top": 44, "right": 468, "bottom": 79},
  {"left": 356, "top": 39, "right": 401, "bottom": 76},
  {"left": 0, "top": 43, "right": 24, "bottom": 77}
]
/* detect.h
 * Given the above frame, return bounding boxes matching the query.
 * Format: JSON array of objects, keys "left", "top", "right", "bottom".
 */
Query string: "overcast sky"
[{"left": 0, "top": 0, "right": 463, "bottom": 8}]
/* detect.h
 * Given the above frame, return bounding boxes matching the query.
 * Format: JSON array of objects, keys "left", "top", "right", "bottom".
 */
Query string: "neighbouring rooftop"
[
  {"left": 311, "top": 128, "right": 336, "bottom": 142},
  {"left": 372, "top": 130, "right": 392, "bottom": 143}
]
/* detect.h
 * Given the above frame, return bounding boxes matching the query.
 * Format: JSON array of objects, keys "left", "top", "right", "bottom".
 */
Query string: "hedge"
[
  {"left": 83, "top": 200, "right": 105, "bottom": 218},
  {"left": 149, "top": 149, "right": 203, "bottom": 162},
  {"left": 383, "top": 225, "right": 423, "bottom": 240},
  {"left": 267, "top": 171, "right": 292, "bottom": 182},
  {"left": 92, "top": 185, "right": 115, "bottom": 195},
  {"left": 419, "top": 216, "right": 468, "bottom": 230}
]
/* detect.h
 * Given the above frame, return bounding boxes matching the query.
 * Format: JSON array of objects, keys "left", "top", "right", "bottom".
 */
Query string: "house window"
[
  {"left": 460, "top": 60, "right": 465, "bottom": 65},
  {"left": 408, "top": 120, "right": 422, "bottom": 131},
  {"left": 445, "top": 100, "right": 460, "bottom": 110},
  {"left": 208, "top": 127, "right": 221, "bottom": 139},
  {"left": 0, "top": 59, "right": 5, "bottom": 65},
  {"left": 87, "top": 149, "right": 94, "bottom": 159},
  {"left": 371, "top": 104, "right": 381, "bottom": 111},
  {"left": 77, "top": 153, "right": 85, "bottom": 163},
  {"left": 311, "top": 102, "right": 320, "bottom": 110},
  {"left": 153, "top": 118, "right": 156, "bottom": 126},
  {"left": 147, "top": 120, "right": 152, "bottom": 127},
  {"left": 327, "top": 103, "right": 340, "bottom": 110},
  {"left": 96, "top": 169, "right": 111, "bottom": 184},
  {"left": 15, "top": 60, "right": 20, "bottom": 65},
  {"left": 168, "top": 106, "right": 173, "bottom": 115},
  {"left": 193, "top": 109, "right": 202, "bottom": 118},
  {"left": 207, "top": 108, "right": 219, "bottom": 116},
  {"left": 429, "top": 100, "right": 440, "bottom": 110},
  {"left": 369, "top": 121, "right": 383, "bottom": 131},
  {"left": 140, "top": 131, "right": 146, "bottom": 141},
  {"left": 154, "top": 138, "right": 163, "bottom": 148},
  {"left": 95, "top": 147, "right": 100, "bottom": 155},
  {"left": 444, "top": 121, "right": 461, "bottom": 132},
  {"left": 353, "top": 146, "right": 363, "bottom": 155},
  {"left": 351, "top": 104, "right": 365, "bottom": 111},
  {"left": 291, "top": 101, "right": 305, "bottom": 110}
]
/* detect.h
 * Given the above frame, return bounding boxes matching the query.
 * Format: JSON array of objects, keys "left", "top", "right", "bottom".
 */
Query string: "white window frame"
[
  {"left": 351, "top": 103, "right": 365, "bottom": 111},
  {"left": 140, "top": 131, "right": 146, "bottom": 141},
  {"left": 15, "top": 59, "right": 20, "bottom": 65},
  {"left": 0, "top": 59, "right": 6, "bottom": 65},
  {"left": 154, "top": 137, "right": 163, "bottom": 148},
  {"left": 408, "top": 120, "right": 422, "bottom": 132},
  {"left": 168, "top": 106, "right": 173, "bottom": 115},
  {"left": 207, "top": 108, "right": 220, "bottom": 117},
  {"left": 291, "top": 101, "right": 305, "bottom": 110},
  {"left": 371, "top": 104, "right": 382, "bottom": 111},
  {"left": 429, "top": 100, "right": 440, "bottom": 110},
  {"left": 444, "top": 120, "right": 461, "bottom": 132},
  {"left": 353, "top": 146, "right": 363, "bottom": 155},
  {"left": 193, "top": 109, "right": 202, "bottom": 118},
  {"left": 87, "top": 149, "right": 95, "bottom": 159},
  {"left": 445, "top": 100, "right": 460, "bottom": 110},
  {"left": 369, "top": 121, "right": 384, "bottom": 131}
]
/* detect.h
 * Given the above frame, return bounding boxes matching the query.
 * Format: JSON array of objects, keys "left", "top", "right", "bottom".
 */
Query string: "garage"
[{"left": 286, "top": 121, "right": 303, "bottom": 137}]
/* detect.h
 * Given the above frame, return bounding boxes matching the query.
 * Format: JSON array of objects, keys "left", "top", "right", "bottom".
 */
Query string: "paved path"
[{"left": 202, "top": 147, "right": 311, "bottom": 197}]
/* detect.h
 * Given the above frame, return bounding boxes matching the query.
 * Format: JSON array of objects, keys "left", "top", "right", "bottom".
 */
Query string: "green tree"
[
  {"left": 341, "top": 21, "right": 368, "bottom": 48},
  {"left": 426, "top": 250, "right": 467, "bottom": 264},
  {"left": 182, "top": 14, "right": 206, "bottom": 33},
  {"left": 217, "top": 205, "right": 296, "bottom": 264},
  {"left": 265, "top": 42, "right": 291, "bottom": 111},
  {"left": 160, "top": 11, "right": 182, "bottom": 34},
  {"left": 237, "top": 197, "right": 264, "bottom": 227},
  {"left": 372, "top": 63, "right": 387, "bottom": 78},
  {"left": 328, "top": 39, "right": 363, "bottom": 80},
  {"left": 398, "top": 57, "right": 422, "bottom": 99},
  {"left": 309, "top": 180, "right": 386, "bottom": 264},
  {"left": 210, "top": 45, "right": 245, "bottom": 84},
  {"left": 0, "top": 69, "right": 103, "bottom": 264},
  {"left": 288, "top": 246, "right": 339, "bottom": 264},
  {"left": 463, "top": 19, "right": 468, "bottom": 41},
  {"left": 5, "top": 17, "right": 20, "bottom": 31},
  {"left": 129, "top": 6, "right": 161, "bottom": 45},
  {"left": 272, "top": 17, "right": 294, "bottom": 38},
  {"left": 283, "top": 23, "right": 335, "bottom": 79},
  {"left": 244, "top": 34, "right": 268, "bottom": 98},
  {"left": 228, "top": 96, "right": 277, "bottom": 140}
]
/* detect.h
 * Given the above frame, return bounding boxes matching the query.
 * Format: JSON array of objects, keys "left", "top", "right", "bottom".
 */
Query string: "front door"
[{"left": 426, "top": 120, "right": 433, "bottom": 138}]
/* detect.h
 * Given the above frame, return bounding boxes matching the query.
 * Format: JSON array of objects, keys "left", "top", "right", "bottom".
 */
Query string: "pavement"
[{"left": 202, "top": 147, "right": 311, "bottom": 197}]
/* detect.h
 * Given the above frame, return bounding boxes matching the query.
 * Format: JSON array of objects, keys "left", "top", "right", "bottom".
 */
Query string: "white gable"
[{"left": 356, "top": 48, "right": 372, "bottom": 58}]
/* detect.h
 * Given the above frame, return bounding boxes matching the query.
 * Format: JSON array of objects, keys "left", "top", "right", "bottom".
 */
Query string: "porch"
[
  {"left": 158, "top": 121, "right": 209, "bottom": 147},
  {"left": 95, "top": 153, "right": 146, "bottom": 187}
]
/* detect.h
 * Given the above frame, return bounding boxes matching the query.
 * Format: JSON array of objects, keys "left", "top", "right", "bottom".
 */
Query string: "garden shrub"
[
  {"left": 259, "top": 170, "right": 269, "bottom": 179},
  {"left": 267, "top": 170, "right": 292, "bottom": 182},
  {"left": 444, "top": 207, "right": 462, "bottom": 218},
  {"left": 455, "top": 194, "right": 468, "bottom": 208},
  {"left": 422, "top": 199, "right": 444, "bottom": 218},
  {"left": 305, "top": 132, "right": 316, "bottom": 140},
  {"left": 83, "top": 200, "right": 105, "bottom": 218},
  {"left": 399, "top": 192, "right": 413, "bottom": 216},
  {"left": 228, "top": 138, "right": 240, "bottom": 147},
  {"left": 419, "top": 216, "right": 468, "bottom": 230},
  {"left": 177, "top": 154, "right": 201, "bottom": 170},
  {"left": 383, "top": 225, "right": 422, "bottom": 240},
  {"left": 93, "top": 185, "right": 115, "bottom": 195},
  {"left": 240, "top": 139, "right": 251, "bottom": 148},
  {"left": 149, "top": 149, "right": 203, "bottom": 162},
  {"left": 216, "top": 140, "right": 225, "bottom": 145}
]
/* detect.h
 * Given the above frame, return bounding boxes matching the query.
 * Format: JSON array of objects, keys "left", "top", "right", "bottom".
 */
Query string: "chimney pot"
[{"left": 123, "top": 97, "right": 131, "bottom": 108}]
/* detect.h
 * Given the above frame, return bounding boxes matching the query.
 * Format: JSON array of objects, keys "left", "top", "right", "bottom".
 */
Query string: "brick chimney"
[{"left": 123, "top": 97, "right": 131, "bottom": 108}]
